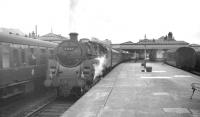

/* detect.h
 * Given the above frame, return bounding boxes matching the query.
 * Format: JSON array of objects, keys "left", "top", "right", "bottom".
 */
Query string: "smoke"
[
  {"left": 93, "top": 55, "right": 107, "bottom": 80},
  {"left": 70, "top": 0, "right": 79, "bottom": 11},
  {"left": 69, "top": 0, "right": 79, "bottom": 32}
]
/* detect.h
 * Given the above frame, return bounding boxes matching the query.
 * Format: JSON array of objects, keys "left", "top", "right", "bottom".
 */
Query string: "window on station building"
[{"left": 2, "top": 47, "right": 10, "bottom": 68}]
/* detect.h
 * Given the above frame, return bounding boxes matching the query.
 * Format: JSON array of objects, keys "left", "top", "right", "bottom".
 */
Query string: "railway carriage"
[
  {"left": 164, "top": 47, "right": 196, "bottom": 71},
  {"left": 189, "top": 45, "right": 200, "bottom": 72},
  {"left": 195, "top": 51, "right": 200, "bottom": 72},
  {"left": 0, "top": 32, "right": 57, "bottom": 100}
]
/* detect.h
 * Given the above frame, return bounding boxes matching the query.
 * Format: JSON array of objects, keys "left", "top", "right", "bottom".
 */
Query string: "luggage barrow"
[{"left": 190, "top": 83, "right": 200, "bottom": 99}]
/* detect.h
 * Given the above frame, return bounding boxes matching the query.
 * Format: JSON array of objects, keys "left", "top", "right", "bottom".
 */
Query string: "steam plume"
[
  {"left": 93, "top": 55, "right": 107, "bottom": 80},
  {"left": 70, "top": 0, "right": 79, "bottom": 11},
  {"left": 69, "top": 0, "right": 79, "bottom": 32}
]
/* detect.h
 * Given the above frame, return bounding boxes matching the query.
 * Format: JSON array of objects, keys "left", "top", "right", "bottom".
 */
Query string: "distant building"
[
  {"left": 28, "top": 31, "right": 38, "bottom": 39},
  {"left": 38, "top": 33, "right": 68, "bottom": 43},
  {"left": 158, "top": 32, "right": 175, "bottom": 41}
]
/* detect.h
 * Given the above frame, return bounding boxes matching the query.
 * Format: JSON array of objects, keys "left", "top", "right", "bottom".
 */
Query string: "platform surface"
[{"left": 61, "top": 62, "right": 200, "bottom": 117}]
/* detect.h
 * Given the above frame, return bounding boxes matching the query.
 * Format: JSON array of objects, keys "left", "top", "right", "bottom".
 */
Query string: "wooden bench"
[{"left": 190, "top": 83, "right": 200, "bottom": 99}]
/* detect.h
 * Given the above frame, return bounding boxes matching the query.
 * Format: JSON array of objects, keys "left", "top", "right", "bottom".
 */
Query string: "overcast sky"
[{"left": 0, "top": 0, "right": 200, "bottom": 44}]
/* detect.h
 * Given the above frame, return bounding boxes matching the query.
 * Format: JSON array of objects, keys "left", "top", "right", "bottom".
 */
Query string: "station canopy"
[{"left": 112, "top": 39, "right": 189, "bottom": 50}]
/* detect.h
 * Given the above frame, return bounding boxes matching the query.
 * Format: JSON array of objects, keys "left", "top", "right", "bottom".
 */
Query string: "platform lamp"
[{"left": 143, "top": 34, "right": 147, "bottom": 68}]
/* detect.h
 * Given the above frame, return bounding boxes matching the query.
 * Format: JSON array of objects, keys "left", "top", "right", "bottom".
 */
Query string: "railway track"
[
  {"left": 0, "top": 90, "right": 77, "bottom": 117},
  {"left": 0, "top": 91, "right": 57, "bottom": 117},
  {"left": 0, "top": 91, "right": 78, "bottom": 117},
  {"left": 23, "top": 97, "right": 75, "bottom": 117}
]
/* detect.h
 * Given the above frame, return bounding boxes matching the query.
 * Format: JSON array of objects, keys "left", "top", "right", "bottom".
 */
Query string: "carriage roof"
[{"left": 0, "top": 32, "right": 57, "bottom": 48}]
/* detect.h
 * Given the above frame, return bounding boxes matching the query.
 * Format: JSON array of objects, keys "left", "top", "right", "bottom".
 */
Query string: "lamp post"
[
  {"left": 144, "top": 34, "right": 147, "bottom": 68},
  {"left": 145, "top": 43, "right": 146, "bottom": 60}
]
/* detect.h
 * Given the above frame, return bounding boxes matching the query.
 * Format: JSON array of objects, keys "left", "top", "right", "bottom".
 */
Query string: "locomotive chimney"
[{"left": 69, "top": 32, "right": 78, "bottom": 41}]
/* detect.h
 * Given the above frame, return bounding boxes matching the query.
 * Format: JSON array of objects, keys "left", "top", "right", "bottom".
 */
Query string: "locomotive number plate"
[{"left": 64, "top": 47, "right": 74, "bottom": 51}]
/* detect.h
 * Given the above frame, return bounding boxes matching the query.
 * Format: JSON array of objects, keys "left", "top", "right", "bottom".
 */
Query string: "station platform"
[{"left": 61, "top": 62, "right": 200, "bottom": 117}]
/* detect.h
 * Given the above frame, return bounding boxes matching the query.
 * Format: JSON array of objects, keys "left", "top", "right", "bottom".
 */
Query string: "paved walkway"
[{"left": 61, "top": 62, "right": 200, "bottom": 117}]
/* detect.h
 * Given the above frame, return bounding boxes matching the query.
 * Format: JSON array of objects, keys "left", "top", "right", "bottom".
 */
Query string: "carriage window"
[
  {"left": 39, "top": 48, "right": 47, "bottom": 64},
  {"left": 50, "top": 50, "right": 53, "bottom": 55},
  {"left": 41, "top": 49, "right": 46, "bottom": 53},
  {"left": 29, "top": 48, "right": 36, "bottom": 65},
  {"left": 13, "top": 49, "right": 20, "bottom": 67},
  {"left": 21, "top": 49, "right": 26, "bottom": 65},
  {"left": 2, "top": 47, "right": 10, "bottom": 68},
  {"left": 30, "top": 48, "right": 34, "bottom": 54},
  {"left": 49, "top": 50, "right": 54, "bottom": 59}
]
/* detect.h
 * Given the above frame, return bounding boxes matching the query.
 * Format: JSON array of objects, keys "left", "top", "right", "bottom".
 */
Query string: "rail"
[
  {"left": 24, "top": 98, "right": 55, "bottom": 117},
  {"left": 24, "top": 97, "right": 75, "bottom": 117}
]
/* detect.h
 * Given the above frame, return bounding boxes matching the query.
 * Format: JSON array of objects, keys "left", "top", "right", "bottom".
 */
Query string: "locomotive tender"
[
  {"left": 45, "top": 33, "right": 132, "bottom": 97},
  {"left": 0, "top": 32, "right": 57, "bottom": 100}
]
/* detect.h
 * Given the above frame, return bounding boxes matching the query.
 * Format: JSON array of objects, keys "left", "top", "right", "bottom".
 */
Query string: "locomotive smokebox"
[{"left": 69, "top": 32, "right": 78, "bottom": 42}]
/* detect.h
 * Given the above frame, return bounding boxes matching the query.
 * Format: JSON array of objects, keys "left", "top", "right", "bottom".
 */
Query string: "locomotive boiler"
[{"left": 45, "top": 33, "right": 132, "bottom": 97}]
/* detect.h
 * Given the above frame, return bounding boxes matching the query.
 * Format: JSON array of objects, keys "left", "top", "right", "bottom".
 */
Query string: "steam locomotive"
[
  {"left": 45, "top": 33, "right": 132, "bottom": 97},
  {"left": 0, "top": 32, "right": 57, "bottom": 101},
  {"left": 164, "top": 46, "right": 200, "bottom": 71}
]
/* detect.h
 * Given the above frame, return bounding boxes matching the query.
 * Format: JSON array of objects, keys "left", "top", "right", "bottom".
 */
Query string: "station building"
[{"left": 112, "top": 33, "right": 189, "bottom": 61}]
